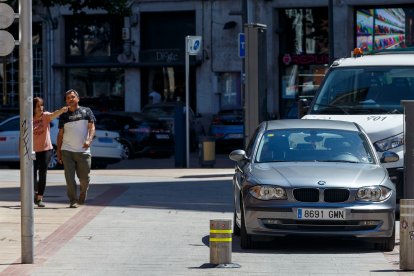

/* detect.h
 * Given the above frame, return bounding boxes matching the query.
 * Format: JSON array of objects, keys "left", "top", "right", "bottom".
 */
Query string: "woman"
[{"left": 33, "top": 97, "right": 68, "bottom": 207}]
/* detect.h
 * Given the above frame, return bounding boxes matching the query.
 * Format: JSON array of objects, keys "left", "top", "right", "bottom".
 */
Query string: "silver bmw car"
[{"left": 230, "top": 119, "right": 397, "bottom": 251}]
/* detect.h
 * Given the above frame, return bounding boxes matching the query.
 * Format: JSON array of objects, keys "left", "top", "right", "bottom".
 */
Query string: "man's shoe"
[
  {"left": 78, "top": 192, "right": 86, "bottom": 205},
  {"left": 37, "top": 200, "right": 45, "bottom": 207},
  {"left": 69, "top": 202, "right": 79, "bottom": 208}
]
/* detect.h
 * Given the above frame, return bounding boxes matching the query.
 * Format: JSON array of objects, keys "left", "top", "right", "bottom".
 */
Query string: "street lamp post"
[{"left": 19, "top": 0, "right": 35, "bottom": 264}]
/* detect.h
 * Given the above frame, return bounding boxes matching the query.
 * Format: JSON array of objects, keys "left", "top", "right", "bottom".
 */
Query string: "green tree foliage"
[{"left": 39, "top": 0, "right": 131, "bottom": 16}]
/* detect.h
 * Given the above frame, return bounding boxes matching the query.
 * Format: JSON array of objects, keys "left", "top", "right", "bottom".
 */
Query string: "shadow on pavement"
[
  {"left": 0, "top": 179, "right": 233, "bottom": 213},
  {"left": 200, "top": 234, "right": 389, "bottom": 255}
]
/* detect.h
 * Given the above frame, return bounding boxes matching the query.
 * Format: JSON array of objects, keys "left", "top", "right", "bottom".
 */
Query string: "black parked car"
[
  {"left": 95, "top": 112, "right": 174, "bottom": 159},
  {"left": 141, "top": 102, "right": 205, "bottom": 151}
]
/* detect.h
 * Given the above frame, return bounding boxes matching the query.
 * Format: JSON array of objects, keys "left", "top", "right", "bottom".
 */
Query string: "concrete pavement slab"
[{"left": 0, "top": 167, "right": 406, "bottom": 276}]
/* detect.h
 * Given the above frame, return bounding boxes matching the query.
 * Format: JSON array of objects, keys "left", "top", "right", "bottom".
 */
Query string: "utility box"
[
  {"left": 199, "top": 136, "right": 215, "bottom": 167},
  {"left": 244, "top": 23, "right": 268, "bottom": 146}
]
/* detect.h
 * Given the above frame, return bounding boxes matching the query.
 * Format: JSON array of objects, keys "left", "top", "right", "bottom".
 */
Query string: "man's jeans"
[{"left": 61, "top": 150, "right": 91, "bottom": 204}]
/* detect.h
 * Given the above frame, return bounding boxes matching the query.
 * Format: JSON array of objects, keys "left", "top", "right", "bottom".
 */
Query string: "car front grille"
[
  {"left": 324, "top": 189, "right": 350, "bottom": 202},
  {"left": 293, "top": 188, "right": 319, "bottom": 202},
  {"left": 293, "top": 188, "right": 350, "bottom": 202}
]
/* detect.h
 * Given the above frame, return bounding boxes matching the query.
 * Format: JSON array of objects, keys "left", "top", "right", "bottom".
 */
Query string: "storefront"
[
  {"left": 139, "top": 11, "right": 197, "bottom": 109},
  {"left": 3, "top": 1, "right": 414, "bottom": 119},
  {"left": 278, "top": 7, "right": 329, "bottom": 119},
  {"left": 356, "top": 6, "right": 414, "bottom": 51}
]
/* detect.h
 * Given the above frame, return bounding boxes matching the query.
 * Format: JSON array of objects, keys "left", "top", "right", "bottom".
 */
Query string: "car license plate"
[
  {"left": 297, "top": 208, "right": 346, "bottom": 220},
  {"left": 156, "top": 134, "right": 169, "bottom": 139},
  {"left": 98, "top": 137, "right": 113, "bottom": 143}
]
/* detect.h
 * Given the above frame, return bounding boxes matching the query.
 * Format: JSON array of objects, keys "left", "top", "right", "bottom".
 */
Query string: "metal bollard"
[
  {"left": 400, "top": 199, "right": 414, "bottom": 270},
  {"left": 209, "top": 219, "right": 232, "bottom": 265}
]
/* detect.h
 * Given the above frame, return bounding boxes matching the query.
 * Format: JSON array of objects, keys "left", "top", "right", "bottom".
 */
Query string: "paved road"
[{"left": 0, "top": 158, "right": 407, "bottom": 276}]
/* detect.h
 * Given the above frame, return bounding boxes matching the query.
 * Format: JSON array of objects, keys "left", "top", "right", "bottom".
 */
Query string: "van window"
[{"left": 310, "top": 67, "right": 414, "bottom": 114}]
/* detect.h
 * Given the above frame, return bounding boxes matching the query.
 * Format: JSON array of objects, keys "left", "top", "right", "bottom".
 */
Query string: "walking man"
[{"left": 57, "top": 89, "right": 96, "bottom": 208}]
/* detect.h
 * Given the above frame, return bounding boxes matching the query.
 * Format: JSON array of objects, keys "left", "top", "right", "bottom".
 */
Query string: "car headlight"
[
  {"left": 356, "top": 186, "right": 392, "bottom": 202},
  {"left": 374, "top": 133, "right": 403, "bottom": 152},
  {"left": 249, "top": 185, "right": 287, "bottom": 200}
]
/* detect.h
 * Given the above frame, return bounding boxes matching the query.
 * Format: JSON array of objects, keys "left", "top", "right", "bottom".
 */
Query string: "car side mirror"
[
  {"left": 380, "top": 151, "right": 399, "bottom": 163},
  {"left": 229, "top": 149, "right": 248, "bottom": 162}
]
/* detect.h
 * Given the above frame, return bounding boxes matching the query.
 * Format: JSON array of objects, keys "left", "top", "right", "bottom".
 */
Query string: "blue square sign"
[{"left": 238, "top": 33, "right": 245, "bottom": 58}]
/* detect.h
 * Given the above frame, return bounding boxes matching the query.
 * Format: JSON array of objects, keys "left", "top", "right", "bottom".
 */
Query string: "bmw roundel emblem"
[{"left": 317, "top": 180, "right": 326, "bottom": 185}]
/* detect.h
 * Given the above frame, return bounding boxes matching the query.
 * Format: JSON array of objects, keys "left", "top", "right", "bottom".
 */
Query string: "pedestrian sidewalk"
[
  {"left": 0, "top": 167, "right": 234, "bottom": 276},
  {"left": 0, "top": 166, "right": 408, "bottom": 276}
]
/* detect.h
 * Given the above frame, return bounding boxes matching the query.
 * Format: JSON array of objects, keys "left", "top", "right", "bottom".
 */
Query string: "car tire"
[
  {"left": 233, "top": 209, "right": 240, "bottom": 236},
  {"left": 121, "top": 142, "right": 134, "bottom": 160},
  {"left": 374, "top": 226, "right": 395, "bottom": 252},
  {"left": 240, "top": 202, "right": 253, "bottom": 249}
]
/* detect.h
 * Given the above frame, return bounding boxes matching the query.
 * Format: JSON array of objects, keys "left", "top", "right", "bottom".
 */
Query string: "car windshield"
[
  {"left": 255, "top": 128, "right": 374, "bottom": 164},
  {"left": 310, "top": 67, "right": 414, "bottom": 115}
]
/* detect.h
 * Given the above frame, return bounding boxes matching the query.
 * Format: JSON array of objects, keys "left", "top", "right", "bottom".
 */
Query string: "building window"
[
  {"left": 280, "top": 8, "right": 329, "bottom": 55},
  {"left": 279, "top": 8, "right": 329, "bottom": 119},
  {"left": 67, "top": 68, "right": 124, "bottom": 111},
  {"left": 217, "top": 72, "right": 241, "bottom": 109},
  {"left": 356, "top": 7, "right": 414, "bottom": 51},
  {"left": 65, "top": 15, "right": 122, "bottom": 63}
]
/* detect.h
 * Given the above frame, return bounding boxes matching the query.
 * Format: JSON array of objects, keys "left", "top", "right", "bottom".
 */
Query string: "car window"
[
  {"left": 97, "top": 117, "right": 120, "bottom": 131},
  {"left": 256, "top": 128, "right": 374, "bottom": 164},
  {"left": 142, "top": 105, "right": 195, "bottom": 119},
  {"left": 143, "top": 106, "right": 175, "bottom": 117},
  {"left": 0, "top": 118, "right": 19, "bottom": 132}
]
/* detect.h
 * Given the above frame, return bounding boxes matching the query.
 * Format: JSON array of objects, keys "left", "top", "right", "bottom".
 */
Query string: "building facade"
[{"left": 1, "top": 0, "right": 414, "bottom": 121}]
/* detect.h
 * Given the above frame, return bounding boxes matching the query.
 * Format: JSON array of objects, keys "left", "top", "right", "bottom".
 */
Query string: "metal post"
[
  {"left": 244, "top": 23, "right": 267, "bottom": 145},
  {"left": 403, "top": 100, "right": 414, "bottom": 198},
  {"left": 209, "top": 219, "right": 241, "bottom": 268},
  {"left": 19, "top": 0, "right": 34, "bottom": 264},
  {"left": 400, "top": 100, "right": 414, "bottom": 270},
  {"left": 185, "top": 37, "right": 190, "bottom": 168},
  {"left": 210, "top": 220, "right": 232, "bottom": 264},
  {"left": 400, "top": 199, "right": 414, "bottom": 270}
]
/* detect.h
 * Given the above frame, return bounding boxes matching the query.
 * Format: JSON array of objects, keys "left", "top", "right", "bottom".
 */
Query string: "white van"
[{"left": 302, "top": 51, "right": 414, "bottom": 199}]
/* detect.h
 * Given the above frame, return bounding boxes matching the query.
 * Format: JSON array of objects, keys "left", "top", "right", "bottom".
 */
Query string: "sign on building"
[{"left": 186, "top": 36, "right": 202, "bottom": 55}]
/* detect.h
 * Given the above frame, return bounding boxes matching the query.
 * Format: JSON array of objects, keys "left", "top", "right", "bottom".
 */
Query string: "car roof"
[
  {"left": 0, "top": 115, "right": 19, "bottom": 124},
  {"left": 265, "top": 119, "right": 359, "bottom": 132},
  {"left": 332, "top": 53, "right": 414, "bottom": 67}
]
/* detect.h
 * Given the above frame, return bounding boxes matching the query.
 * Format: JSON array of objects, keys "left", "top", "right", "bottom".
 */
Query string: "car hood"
[
  {"left": 303, "top": 114, "right": 402, "bottom": 143},
  {"left": 249, "top": 162, "right": 387, "bottom": 188}
]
